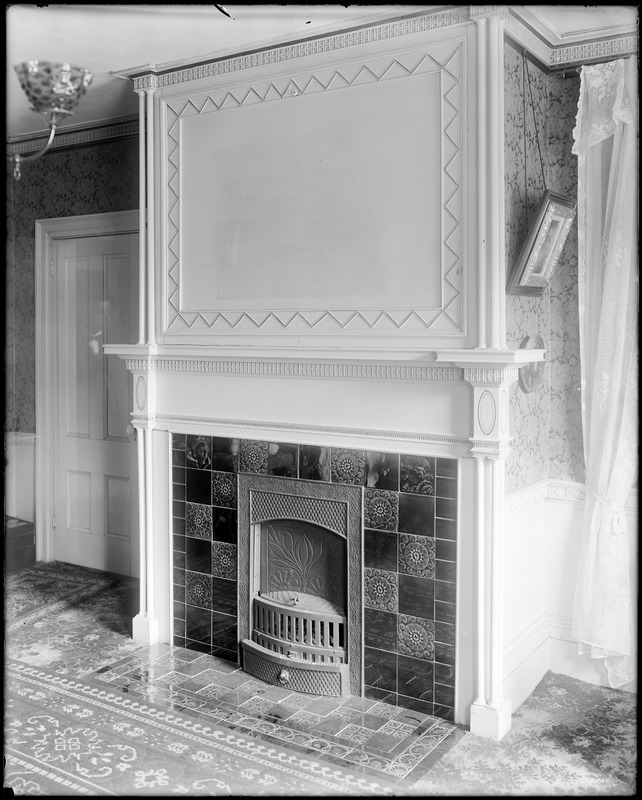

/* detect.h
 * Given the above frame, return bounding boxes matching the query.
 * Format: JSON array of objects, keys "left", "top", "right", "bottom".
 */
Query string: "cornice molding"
[
  {"left": 6, "top": 118, "right": 139, "bottom": 155},
  {"left": 127, "top": 6, "right": 472, "bottom": 90}
]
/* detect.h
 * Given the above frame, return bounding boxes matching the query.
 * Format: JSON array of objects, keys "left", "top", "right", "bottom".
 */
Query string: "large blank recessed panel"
[
  {"left": 179, "top": 74, "right": 441, "bottom": 312},
  {"left": 106, "top": 475, "right": 130, "bottom": 539},
  {"left": 67, "top": 470, "right": 91, "bottom": 532},
  {"left": 163, "top": 41, "right": 465, "bottom": 338}
]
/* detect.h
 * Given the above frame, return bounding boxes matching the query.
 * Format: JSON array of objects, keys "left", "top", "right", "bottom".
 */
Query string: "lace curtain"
[{"left": 571, "top": 57, "right": 638, "bottom": 688}]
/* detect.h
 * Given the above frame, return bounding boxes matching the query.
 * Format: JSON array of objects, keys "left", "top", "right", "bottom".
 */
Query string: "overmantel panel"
[{"left": 155, "top": 25, "right": 477, "bottom": 351}]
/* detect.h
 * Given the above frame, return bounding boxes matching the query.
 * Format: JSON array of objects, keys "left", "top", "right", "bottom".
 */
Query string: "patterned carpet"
[{"left": 3, "top": 562, "right": 638, "bottom": 795}]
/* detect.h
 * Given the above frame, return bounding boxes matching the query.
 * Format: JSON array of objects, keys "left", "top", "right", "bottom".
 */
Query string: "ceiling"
[{"left": 6, "top": 4, "right": 639, "bottom": 142}]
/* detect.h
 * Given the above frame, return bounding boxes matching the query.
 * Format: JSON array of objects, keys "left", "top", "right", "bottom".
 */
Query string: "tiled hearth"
[{"left": 171, "top": 434, "right": 458, "bottom": 721}]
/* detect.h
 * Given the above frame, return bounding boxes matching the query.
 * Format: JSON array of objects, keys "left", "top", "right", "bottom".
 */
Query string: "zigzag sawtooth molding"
[
  {"left": 164, "top": 45, "right": 463, "bottom": 335},
  {"left": 123, "top": 357, "right": 463, "bottom": 382},
  {"left": 6, "top": 119, "right": 139, "bottom": 155},
  {"left": 157, "top": 413, "right": 471, "bottom": 453},
  {"left": 131, "top": 6, "right": 472, "bottom": 90}
]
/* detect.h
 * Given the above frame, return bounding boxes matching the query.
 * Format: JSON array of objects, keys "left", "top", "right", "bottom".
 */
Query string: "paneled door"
[{"left": 53, "top": 233, "right": 139, "bottom": 575}]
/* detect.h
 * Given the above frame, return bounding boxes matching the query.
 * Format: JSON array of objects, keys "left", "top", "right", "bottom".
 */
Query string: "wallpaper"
[
  {"left": 504, "top": 44, "right": 583, "bottom": 492},
  {"left": 5, "top": 137, "right": 139, "bottom": 433}
]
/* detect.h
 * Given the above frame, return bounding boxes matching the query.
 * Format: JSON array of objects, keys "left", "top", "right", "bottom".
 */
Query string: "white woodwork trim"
[
  {"left": 34, "top": 210, "right": 140, "bottom": 564},
  {"left": 6, "top": 117, "right": 138, "bottom": 155},
  {"left": 503, "top": 612, "right": 550, "bottom": 678},
  {"left": 505, "top": 480, "right": 549, "bottom": 516}
]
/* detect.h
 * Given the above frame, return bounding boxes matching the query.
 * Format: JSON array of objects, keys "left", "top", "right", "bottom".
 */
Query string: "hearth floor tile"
[{"left": 90, "top": 643, "right": 463, "bottom": 787}]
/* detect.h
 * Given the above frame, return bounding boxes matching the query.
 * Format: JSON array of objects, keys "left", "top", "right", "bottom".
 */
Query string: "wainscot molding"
[
  {"left": 546, "top": 479, "right": 638, "bottom": 511},
  {"left": 505, "top": 480, "right": 549, "bottom": 516}
]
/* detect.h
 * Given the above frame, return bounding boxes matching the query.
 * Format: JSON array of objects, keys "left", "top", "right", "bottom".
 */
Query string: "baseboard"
[
  {"left": 4, "top": 431, "right": 37, "bottom": 523},
  {"left": 503, "top": 613, "right": 549, "bottom": 711}
]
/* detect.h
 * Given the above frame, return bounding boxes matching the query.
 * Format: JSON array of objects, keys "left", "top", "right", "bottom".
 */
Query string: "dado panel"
[{"left": 158, "top": 35, "right": 471, "bottom": 348}]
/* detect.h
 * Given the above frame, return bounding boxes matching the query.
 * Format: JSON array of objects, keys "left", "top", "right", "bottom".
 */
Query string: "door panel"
[{"left": 54, "top": 233, "right": 139, "bottom": 575}]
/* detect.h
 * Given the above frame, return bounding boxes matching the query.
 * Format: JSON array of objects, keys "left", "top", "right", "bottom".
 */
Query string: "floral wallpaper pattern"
[
  {"left": 504, "top": 44, "right": 583, "bottom": 491},
  {"left": 5, "top": 137, "right": 139, "bottom": 433}
]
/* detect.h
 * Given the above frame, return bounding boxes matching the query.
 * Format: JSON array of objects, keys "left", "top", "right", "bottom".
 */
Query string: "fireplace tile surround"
[{"left": 171, "top": 434, "right": 458, "bottom": 721}]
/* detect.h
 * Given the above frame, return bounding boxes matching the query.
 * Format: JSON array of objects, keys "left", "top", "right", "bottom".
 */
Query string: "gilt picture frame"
[{"left": 507, "top": 191, "right": 576, "bottom": 296}]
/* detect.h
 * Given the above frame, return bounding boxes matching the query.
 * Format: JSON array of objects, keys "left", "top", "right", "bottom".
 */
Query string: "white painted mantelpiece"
[{"left": 107, "top": 5, "right": 545, "bottom": 740}]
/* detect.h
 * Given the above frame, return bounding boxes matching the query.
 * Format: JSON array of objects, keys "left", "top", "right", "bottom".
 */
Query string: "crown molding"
[{"left": 6, "top": 117, "right": 139, "bottom": 156}]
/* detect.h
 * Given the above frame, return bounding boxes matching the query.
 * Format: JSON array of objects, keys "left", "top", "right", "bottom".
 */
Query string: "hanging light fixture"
[{"left": 9, "top": 60, "right": 94, "bottom": 180}]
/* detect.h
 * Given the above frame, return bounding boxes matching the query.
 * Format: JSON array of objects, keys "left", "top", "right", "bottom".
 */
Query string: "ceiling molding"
[{"left": 6, "top": 117, "right": 139, "bottom": 155}]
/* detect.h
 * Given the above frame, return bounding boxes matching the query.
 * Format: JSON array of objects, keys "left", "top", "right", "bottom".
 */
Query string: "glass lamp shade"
[{"left": 14, "top": 60, "right": 93, "bottom": 121}]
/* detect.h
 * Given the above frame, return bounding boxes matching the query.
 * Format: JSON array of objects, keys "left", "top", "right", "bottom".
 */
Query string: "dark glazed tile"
[
  {"left": 172, "top": 462, "right": 186, "bottom": 480},
  {"left": 397, "top": 694, "right": 434, "bottom": 716},
  {"left": 363, "top": 685, "right": 397, "bottom": 704},
  {"left": 173, "top": 635, "right": 186, "bottom": 648},
  {"left": 173, "top": 583, "right": 185, "bottom": 604},
  {"left": 173, "top": 518, "right": 185, "bottom": 536},
  {"left": 398, "top": 493, "right": 434, "bottom": 536},
  {"left": 364, "top": 489, "right": 398, "bottom": 531},
  {"left": 365, "top": 452, "right": 399, "bottom": 491},
  {"left": 185, "top": 571, "right": 213, "bottom": 609},
  {"left": 434, "top": 704, "right": 455, "bottom": 721},
  {"left": 436, "top": 538, "right": 457, "bottom": 562},
  {"left": 173, "top": 568, "right": 185, "bottom": 587},
  {"left": 435, "top": 580, "right": 457, "bottom": 605},
  {"left": 185, "top": 537, "right": 211, "bottom": 574},
  {"left": 211, "top": 471, "right": 238, "bottom": 508},
  {"left": 435, "top": 641, "right": 456, "bottom": 666},
  {"left": 173, "top": 617, "right": 186, "bottom": 637},
  {"left": 400, "top": 455, "right": 435, "bottom": 495},
  {"left": 364, "top": 647, "right": 397, "bottom": 692},
  {"left": 434, "top": 683, "right": 455, "bottom": 709},
  {"left": 173, "top": 484, "right": 185, "bottom": 501},
  {"left": 299, "top": 446, "right": 331, "bottom": 482},
  {"left": 174, "top": 551, "right": 186, "bottom": 570},
  {"left": 173, "top": 534, "right": 185, "bottom": 552},
  {"left": 398, "top": 654, "right": 433, "bottom": 701},
  {"left": 173, "top": 601, "right": 186, "bottom": 621},
  {"left": 364, "top": 569, "right": 398, "bottom": 612},
  {"left": 186, "top": 469, "right": 211, "bottom": 504},
  {"left": 364, "top": 608, "right": 398, "bottom": 651},
  {"left": 435, "top": 662, "right": 455, "bottom": 686},
  {"left": 331, "top": 448, "right": 366, "bottom": 485},
  {"left": 436, "top": 497, "right": 457, "bottom": 521},
  {"left": 267, "top": 442, "right": 298, "bottom": 478},
  {"left": 398, "top": 615, "right": 435, "bottom": 660},
  {"left": 398, "top": 574, "right": 434, "bottom": 619},
  {"left": 436, "top": 560, "right": 457, "bottom": 584},
  {"left": 185, "top": 502, "right": 213, "bottom": 540},
  {"left": 173, "top": 434, "right": 186, "bottom": 450},
  {"left": 186, "top": 639, "right": 211, "bottom": 654},
  {"left": 186, "top": 435, "right": 212, "bottom": 469},
  {"left": 436, "top": 477, "right": 458, "bottom": 499},
  {"left": 364, "top": 529, "right": 397, "bottom": 571},
  {"left": 211, "top": 612, "right": 237, "bottom": 651},
  {"left": 436, "top": 457, "right": 458, "bottom": 479},
  {"left": 435, "top": 621, "right": 456, "bottom": 646},
  {"left": 435, "top": 600, "right": 456, "bottom": 626},
  {"left": 239, "top": 440, "right": 269, "bottom": 474},
  {"left": 185, "top": 606, "right": 211, "bottom": 644},
  {"left": 399, "top": 534, "right": 436, "bottom": 578},
  {"left": 172, "top": 500, "right": 185, "bottom": 519},
  {"left": 212, "top": 542, "right": 237, "bottom": 580},
  {"left": 435, "top": 517, "right": 457, "bottom": 541},
  {"left": 211, "top": 576, "right": 237, "bottom": 616},
  {"left": 211, "top": 437, "right": 239, "bottom": 473},
  {"left": 213, "top": 508, "right": 238, "bottom": 544}
]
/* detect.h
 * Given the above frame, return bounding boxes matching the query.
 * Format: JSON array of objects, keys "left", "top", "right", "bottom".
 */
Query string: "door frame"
[{"left": 35, "top": 210, "right": 140, "bottom": 563}]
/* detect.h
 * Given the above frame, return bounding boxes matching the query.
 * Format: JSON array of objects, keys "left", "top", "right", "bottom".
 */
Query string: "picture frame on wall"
[{"left": 507, "top": 190, "right": 576, "bottom": 296}]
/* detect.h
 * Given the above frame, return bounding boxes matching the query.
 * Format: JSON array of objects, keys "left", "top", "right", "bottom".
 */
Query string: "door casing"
[{"left": 35, "top": 210, "right": 140, "bottom": 564}]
